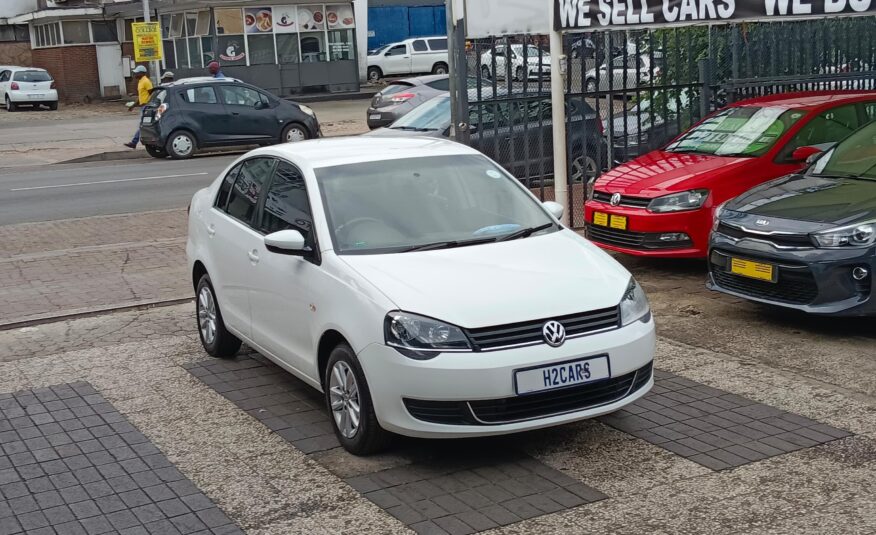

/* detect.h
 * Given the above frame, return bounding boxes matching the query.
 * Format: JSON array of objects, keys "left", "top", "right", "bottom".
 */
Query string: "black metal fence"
[{"left": 457, "top": 16, "right": 876, "bottom": 228}]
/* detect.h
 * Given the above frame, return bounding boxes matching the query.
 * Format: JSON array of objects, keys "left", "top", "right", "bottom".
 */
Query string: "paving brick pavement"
[{"left": 0, "top": 210, "right": 190, "bottom": 327}]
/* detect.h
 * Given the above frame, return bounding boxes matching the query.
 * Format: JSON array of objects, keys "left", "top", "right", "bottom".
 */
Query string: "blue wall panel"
[{"left": 367, "top": 4, "right": 446, "bottom": 50}]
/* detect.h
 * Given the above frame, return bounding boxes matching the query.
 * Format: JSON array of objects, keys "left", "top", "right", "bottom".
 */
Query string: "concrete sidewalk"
[{"left": 0, "top": 100, "right": 370, "bottom": 168}]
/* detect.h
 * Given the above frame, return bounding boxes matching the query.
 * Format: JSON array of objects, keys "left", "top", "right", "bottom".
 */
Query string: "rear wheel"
[
  {"left": 432, "top": 62, "right": 448, "bottom": 75},
  {"left": 47, "top": 101, "right": 58, "bottom": 111},
  {"left": 5, "top": 96, "right": 17, "bottom": 112},
  {"left": 166, "top": 130, "right": 196, "bottom": 159},
  {"left": 196, "top": 274, "right": 241, "bottom": 358},
  {"left": 324, "top": 344, "right": 392, "bottom": 455},
  {"left": 144, "top": 145, "right": 167, "bottom": 158},
  {"left": 367, "top": 67, "right": 382, "bottom": 82},
  {"left": 282, "top": 122, "right": 309, "bottom": 143}
]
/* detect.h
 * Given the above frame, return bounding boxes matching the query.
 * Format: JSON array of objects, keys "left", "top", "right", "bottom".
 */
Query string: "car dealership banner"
[{"left": 555, "top": 0, "right": 876, "bottom": 30}]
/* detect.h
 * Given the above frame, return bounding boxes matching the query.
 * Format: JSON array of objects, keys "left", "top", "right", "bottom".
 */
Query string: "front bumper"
[
  {"left": 708, "top": 232, "right": 876, "bottom": 316},
  {"left": 359, "top": 316, "right": 655, "bottom": 438},
  {"left": 583, "top": 200, "right": 711, "bottom": 258}
]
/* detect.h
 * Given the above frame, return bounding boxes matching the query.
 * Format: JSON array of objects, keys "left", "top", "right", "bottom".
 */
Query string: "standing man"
[
  {"left": 160, "top": 71, "right": 175, "bottom": 84},
  {"left": 207, "top": 61, "right": 226, "bottom": 79},
  {"left": 124, "top": 65, "right": 152, "bottom": 149}
]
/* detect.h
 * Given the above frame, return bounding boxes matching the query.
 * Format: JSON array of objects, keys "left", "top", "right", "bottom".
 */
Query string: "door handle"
[
  {"left": 248, "top": 250, "right": 259, "bottom": 264},
  {"left": 206, "top": 224, "right": 216, "bottom": 237},
  {"left": 232, "top": 111, "right": 240, "bottom": 116}
]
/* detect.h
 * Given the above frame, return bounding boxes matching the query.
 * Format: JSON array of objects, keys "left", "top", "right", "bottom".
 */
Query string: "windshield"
[
  {"left": 147, "top": 89, "right": 167, "bottom": 106},
  {"left": 316, "top": 155, "right": 556, "bottom": 254},
  {"left": 369, "top": 45, "right": 389, "bottom": 56},
  {"left": 390, "top": 95, "right": 448, "bottom": 130},
  {"left": 811, "top": 121, "right": 876, "bottom": 179},
  {"left": 665, "top": 106, "right": 805, "bottom": 157},
  {"left": 13, "top": 70, "right": 51, "bottom": 82}
]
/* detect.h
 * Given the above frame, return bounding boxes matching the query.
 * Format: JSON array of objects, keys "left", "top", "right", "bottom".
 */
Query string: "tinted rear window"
[
  {"left": 379, "top": 82, "right": 415, "bottom": 97},
  {"left": 426, "top": 78, "right": 449, "bottom": 91},
  {"left": 13, "top": 70, "right": 51, "bottom": 82},
  {"left": 428, "top": 38, "right": 447, "bottom": 51}
]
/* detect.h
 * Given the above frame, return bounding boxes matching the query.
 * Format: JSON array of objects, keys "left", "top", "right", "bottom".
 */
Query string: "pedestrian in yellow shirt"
[{"left": 124, "top": 65, "right": 153, "bottom": 149}]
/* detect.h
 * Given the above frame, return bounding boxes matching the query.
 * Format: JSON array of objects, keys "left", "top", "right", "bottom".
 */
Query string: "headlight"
[
  {"left": 811, "top": 221, "right": 876, "bottom": 248},
  {"left": 712, "top": 201, "right": 728, "bottom": 231},
  {"left": 298, "top": 104, "right": 315, "bottom": 117},
  {"left": 585, "top": 176, "right": 597, "bottom": 201},
  {"left": 619, "top": 278, "right": 650, "bottom": 326},
  {"left": 384, "top": 311, "right": 471, "bottom": 358},
  {"left": 647, "top": 189, "right": 709, "bottom": 213}
]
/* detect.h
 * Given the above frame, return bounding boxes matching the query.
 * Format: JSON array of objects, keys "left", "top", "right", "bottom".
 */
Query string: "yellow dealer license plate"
[
  {"left": 729, "top": 257, "right": 775, "bottom": 282},
  {"left": 593, "top": 212, "right": 627, "bottom": 230}
]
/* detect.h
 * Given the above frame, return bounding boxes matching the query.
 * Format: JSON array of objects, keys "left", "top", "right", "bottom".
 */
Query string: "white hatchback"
[
  {"left": 0, "top": 67, "right": 58, "bottom": 111},
  {"left": 187, "top": 137, "right": 655, "bottom": 454}
]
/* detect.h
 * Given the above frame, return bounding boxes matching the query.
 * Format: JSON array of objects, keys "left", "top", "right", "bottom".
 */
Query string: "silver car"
[{"left": 366, "top": 74, "right": 449, "bottom": 129}]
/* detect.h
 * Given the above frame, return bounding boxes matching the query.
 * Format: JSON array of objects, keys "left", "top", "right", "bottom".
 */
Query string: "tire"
[
  {"left": 144, "top": 145, "right": 167, "bottom": 158},
  {"left": 195, "top": 274, "right": 241, "bottom": 359},
  {"left": 585, "top": 79, "right": 597, "bottom": 93},
  {"left": 5, "top": 96, "right": 17, "bottom": 112},
  {"left": 570, "top": 154, "right": 599, "bottom": 183},
  {"left": 165, "top": 130, "right": 196, "bottom": 160},
  {"left": 432, "top": 62, "right": 448, "bottom": 75},
  {"left": 481, "top": 65, "right": 492, "bottom": 80},
  {"left": 324, "top": 343, "right": 392, "bottom": 455},
  {"left": 515, "top": 66, "right": 525, "bottom": 81},
  {"left": 367, "top": 67, "right": 382, "bottom": 82},
  {"left": 47, "top": 101, "right": 58, "bottom": 111},
  {"left": 282, "top": 122, "right": 309, "bottom": 143}
]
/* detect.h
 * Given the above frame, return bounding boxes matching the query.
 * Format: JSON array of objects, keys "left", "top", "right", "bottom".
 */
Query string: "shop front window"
[
  {"left": 176, "top": 39, "right": 189, "bottom": 69},
  {"left": 201, "top": 36, "right": 215, "bottom": 65},
  {"left": 188, "top": 37, "right": 202, "bottom": 68},
  {"left": 62, "top": 21, "right": 90, "bottom": 45},
  {"left": 91, "top": 21, "right": 116, "bottom": 43},
  {"left": 276, "top": 34, "right": 299, "bottom": 63},
  {"left": 300, "top": 34, "right": 326, "bottom": 63},
  {"left": 217, "top": 35, "right": 247, "bottom": 66},
  {"left": 163, "top": 41, "right": 176, "bottom": 69},
  {"left": 216, "top": 8, "right": 244, "bottom": 35},
  {"left": 248, "top": 34, "right": 275, "bottom": 65},
  {"left": 328, "top": 29, "right": 354, "bottom": 61}
]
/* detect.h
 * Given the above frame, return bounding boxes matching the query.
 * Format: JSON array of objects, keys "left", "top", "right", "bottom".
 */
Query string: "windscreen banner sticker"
[{"left": 555, "top": 0, "right": 876, "bottom": 30}]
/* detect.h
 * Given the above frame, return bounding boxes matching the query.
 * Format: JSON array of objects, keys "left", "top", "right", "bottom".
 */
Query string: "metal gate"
[{"left": 455, "top": 17, "right": 876, "bottom": 228}]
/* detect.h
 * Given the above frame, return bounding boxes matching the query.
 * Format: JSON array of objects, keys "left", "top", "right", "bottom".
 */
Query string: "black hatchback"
[
  {"left": 708, "top": 120, "right": 876, "bottom": 316},
  {"left": 139, "top": 77, "right": 320, "bottom": 159}
]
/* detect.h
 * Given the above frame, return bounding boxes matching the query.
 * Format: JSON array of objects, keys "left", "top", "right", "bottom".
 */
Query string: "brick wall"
[
  {"left": 31, "top": 45, "right": 100, "bottom": 102},
  {"left": 0, "top": 42, "right": 32, "bottom": 66}
]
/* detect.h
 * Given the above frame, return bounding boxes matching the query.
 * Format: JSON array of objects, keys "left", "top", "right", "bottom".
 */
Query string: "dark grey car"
[
  {"left": 366, "top": 75, "right": 449, "bottom": 129},
  {"left": 708, "top": 121, "right": 876, "bottom": 316},
  {"left": 606, "top": 89, "right": 693, "bottom": 162}
]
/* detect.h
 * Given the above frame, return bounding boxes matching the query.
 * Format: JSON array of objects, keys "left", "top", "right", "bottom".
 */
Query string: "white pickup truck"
[{"left": 366, "top": 37, "right": 448, "bottom": 82}]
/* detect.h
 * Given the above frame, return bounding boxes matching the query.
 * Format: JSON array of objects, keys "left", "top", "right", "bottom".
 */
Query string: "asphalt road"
[{"left": 0, "top": 155, "right": 238, "bottom": 225}]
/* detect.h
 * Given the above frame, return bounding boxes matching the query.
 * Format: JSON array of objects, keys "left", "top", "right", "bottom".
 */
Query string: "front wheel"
[
  {"left": 166, "top": 131, "right": 196, "bottom": 159},
  {"left": 367, "top": 67, "right": 382, "bottom": 82},
  {"left": 324, "top": 344, "right": 392, "bottom": 455},
  {"left": 515, "top": 66, "right": 525, "bottom": 81},
  {"left": 195, "top": 275, "right": 241, "bottom": 358},
  {"left": 282, "top": 123, "right": 309, "bottom": 143},
  {"left": 570, "top": 154, "right": 599, "bottom": 183},
  {"left": 144, "top": 145, "right": 167, "bottom": 158}
]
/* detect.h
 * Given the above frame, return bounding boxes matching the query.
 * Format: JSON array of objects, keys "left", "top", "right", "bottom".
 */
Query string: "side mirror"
[
  {"left": 264, "top": 230, "right": 306, "bottom": 255},
  {"left": 543, "top": 201, "right": 564, "bottom": 220},
  {"left": 254, "top": 101, "right": 267, "bottom": 110},
  {"left": 791, "top": 145, "right": 822, "bottom": 163}
]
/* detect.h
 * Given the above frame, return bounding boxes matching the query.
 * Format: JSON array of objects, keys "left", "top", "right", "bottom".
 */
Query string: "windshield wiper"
[
  {"left": 666, "top": 148, "right": 713, "bottom": 155},
  {"left": 497, "top": 222, "right": 554, "bottom": 242},
  {"left": 401, "top": 236, "right": 498, "bottom": 252},
  {"left": 389, "top": 126, "right": 437, "bottom": 132}
]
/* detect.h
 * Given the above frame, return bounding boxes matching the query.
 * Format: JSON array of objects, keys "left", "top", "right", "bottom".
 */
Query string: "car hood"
[
  {"left": 606, "top": 113, "right": 663, "bottom": 136},
  {"left": 340, "top": 230, "right": 631, "bottom": 329},
  {"left": 726, "top": 173, "right": 876, "bottom": 226},
  {"left": 361, "top": 127, "right": 446, "bottom": 138},
  {"left": 594, "top": 151, "right": 757, "bottom": 196}
]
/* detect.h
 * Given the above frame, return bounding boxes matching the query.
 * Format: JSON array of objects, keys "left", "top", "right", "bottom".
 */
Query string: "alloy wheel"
[
  {"left": 570, "top": 155, "right": 598, "bottom": 182},
  {"left": 197, "top": 286, "right": 217, "bottom": 345},
  {"left": 329, "top": 361, "right": 360, "bottom": 439}
]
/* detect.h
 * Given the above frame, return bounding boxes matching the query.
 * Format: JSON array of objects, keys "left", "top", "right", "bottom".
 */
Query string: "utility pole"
[
  {"left": 548, "top": 1, "right": 569, "bottom": 225},
  {"left": 142, "top": 0, "right": 160, "bottom": 83}
]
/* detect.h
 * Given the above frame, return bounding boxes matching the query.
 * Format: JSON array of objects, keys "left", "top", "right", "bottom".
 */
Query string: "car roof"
[
  {"left": 730, "top": 91, "right": 876, "bottom": 110},
  {"left": 249, "top": 136, "right": 480, "bottom": 169},
  {"left": 162, "top": 76, "right": 243, "bottom": 87},
  {"left": 3, "top": 66, "right": 48, "bottom": 72}
]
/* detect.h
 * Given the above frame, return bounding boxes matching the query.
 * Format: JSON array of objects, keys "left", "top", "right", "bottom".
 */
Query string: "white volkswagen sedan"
[{"left": 187, "top": 137, "right": 655, "bottom": 454}]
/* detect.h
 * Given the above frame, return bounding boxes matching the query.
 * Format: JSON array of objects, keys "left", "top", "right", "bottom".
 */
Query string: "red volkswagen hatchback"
[{"left": 584, "top": 91, "right": 876, "bottom": 258}]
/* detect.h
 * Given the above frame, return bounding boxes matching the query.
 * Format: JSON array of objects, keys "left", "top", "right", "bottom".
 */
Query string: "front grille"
[
  {"left": 586, "top": 226, "right": 693, "bottom": 250},
  {"left": 710, "top": 251, "right": 818, "bottom": 305},
  {"left": 716, "top": 222, "right": 814, "bottom": 248},
  {"left": 470, "top": 361, "right": 653, "bottom": 424},
  {"left": 403, "top": 362, "right": 653, "bottom": 425},
  {"left": 465, "top": 307, "right": 620, "bottom": 351},
  {"left": 592, "top": 191, "right": 651, "bottom": 208}
]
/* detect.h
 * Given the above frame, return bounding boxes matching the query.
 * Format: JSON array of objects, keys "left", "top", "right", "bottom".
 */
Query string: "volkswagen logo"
[
  {"left": 755, "top": 219, "right": 770, "bottom": 226},
  {"left": 542, "top": 320, "right": 566, "bottom": 347},
  {"left": 610, "top": 193, "right": 622, "bottom": 206}
]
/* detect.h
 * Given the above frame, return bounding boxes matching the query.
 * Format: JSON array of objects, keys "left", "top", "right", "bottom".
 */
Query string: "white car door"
[
  {"left": 207, "top": 157, "right": 277, "bottom": 340},
  {"left": 0, "top": 70, "right": 10, "bottom": 101},
  {"left": 381, "top": 43, "right": 412, "bottom": 75},
  {"left": 249, "top": 160, "right": 323, "bottom": 375},
  {"left": 410, "top": 39, "right": 432, "bottom": 73}
]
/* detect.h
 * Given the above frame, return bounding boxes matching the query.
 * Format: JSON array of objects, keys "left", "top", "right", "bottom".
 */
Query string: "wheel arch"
[
  {"left": 192, "top": 260, "right": 208, "bottom": 291},
  {"left": 317, "top": 329, "right": 351, "bottom": 389}
]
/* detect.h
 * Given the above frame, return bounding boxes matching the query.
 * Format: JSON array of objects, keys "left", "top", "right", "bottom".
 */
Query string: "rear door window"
[
  {"left": 412, "top": 40, "right": 428, "bottom": 52},
  {"left": 215, "top": 163, "right": 242, "bottom": 210},
  {"left": 182, "top": 86, "right": 218, "bottom": 104},
  {"left": 219, "top": 85, "right": 263, "bottom": 107},
  {"left": 224, "top": 158, "right": 277, "bottom": 227},
  {"left": 0, "top": 71, "right": 9, "bottom": 82}
]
